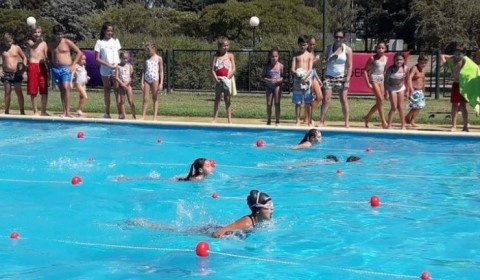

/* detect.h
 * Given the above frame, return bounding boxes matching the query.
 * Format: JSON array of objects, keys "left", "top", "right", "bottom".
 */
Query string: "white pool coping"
[{"left": 1, "top": 114, "right": 480, "bottom": 138}]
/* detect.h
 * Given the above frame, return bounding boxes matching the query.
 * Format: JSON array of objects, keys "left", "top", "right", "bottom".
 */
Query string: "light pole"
[{"left": 249, "top": 16, "right": 260, "bottom": 48}]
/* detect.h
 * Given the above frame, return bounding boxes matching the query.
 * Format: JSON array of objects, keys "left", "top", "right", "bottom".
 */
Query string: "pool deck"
[{"left": 1, "top": 112, "right": 480, "bottom": 137}]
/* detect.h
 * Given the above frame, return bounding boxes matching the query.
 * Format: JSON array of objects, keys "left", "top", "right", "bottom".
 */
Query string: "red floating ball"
[
  {"left": 209, "top": 159, "right": 216, "bottom": 168},
  {"left": 366, "top": 147, "right": 372, "bottom": 152},
  {"left": 336, "top": 169, "right": 343, "bottom": 174},
  {"left": 420, "top": 271, "right": 431, "bottom": 280},
  {"left": 196, "top": 241, "right": 210, "bottom": 257},
  {"left": 10, "top": 232, "right": 19, "bottom": 239},
  {"left": 370, "top": 195, "right": 380, "bottom": 207},
  {"left": 256, "top": 139, "right": 264, "bottom": 147},
  {"left": 212, "top": 192, "right": 219, "bottom": 199},
  {"left": 71, "top": 176, "right": 83, "bottom": 185},
  {"left": 77, "top": 131, "right": 85, "bottom": 138}
]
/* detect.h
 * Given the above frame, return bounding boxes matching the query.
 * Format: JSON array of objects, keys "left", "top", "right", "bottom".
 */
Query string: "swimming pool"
[{"left": 1, "top": 119, "right": 479, "bottom": 279}]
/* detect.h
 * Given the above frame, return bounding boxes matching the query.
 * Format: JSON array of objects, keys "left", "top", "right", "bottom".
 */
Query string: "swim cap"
[{"left": 247, "top": 190, "right": 272, "bottom": 211}]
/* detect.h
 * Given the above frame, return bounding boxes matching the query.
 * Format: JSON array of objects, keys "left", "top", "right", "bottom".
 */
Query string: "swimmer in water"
[
  {"left": 212, "top": 190, "right": 274, "bottom": 238},
  {"left": 177, "top": 158, "right": 215, "bottom": 181},
  {"left": 124, "top": 190, "right": 273, "bottom": 239},
  {"left": 293, "top": 129, "right": 322, "bottom": 149}
]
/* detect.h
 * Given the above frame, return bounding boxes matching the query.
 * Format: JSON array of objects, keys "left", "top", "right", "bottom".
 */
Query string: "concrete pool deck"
[{"left": 1, "top": 112, "right": 480, "bottom": 137}]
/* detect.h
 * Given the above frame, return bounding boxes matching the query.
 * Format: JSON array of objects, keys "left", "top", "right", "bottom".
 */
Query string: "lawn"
[{"left": 1, "top": 88, "right": 477, "bottom": 125}]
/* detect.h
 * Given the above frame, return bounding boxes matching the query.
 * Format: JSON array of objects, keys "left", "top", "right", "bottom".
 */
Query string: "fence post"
[
  {"left": 248, "top": 50, "right": 252, "bottom": 93},
  {"left": 435, "top": 49, "right": 441, "bottom": 100},
  {"left": 166, "top": 49, "right": 171, "bottom": 93}
]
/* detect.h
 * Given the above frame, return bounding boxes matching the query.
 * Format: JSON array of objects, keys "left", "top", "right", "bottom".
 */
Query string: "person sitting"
[
  {"left": 178, "top": 158, "right": 215, "bottom": 181},
  {"left": 293, "top": 129, "right": 322, "bottom": 149},
  {"left": 212, "top": 190, "right": 274, "bottom": 238}
]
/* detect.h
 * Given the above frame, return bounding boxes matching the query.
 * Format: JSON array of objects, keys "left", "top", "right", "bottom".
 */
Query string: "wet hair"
[
  {"left": 267, "top": 47, "right": 279, "bottom": 63},
  {"left": 418, "top": 53, "right": 428, "bottom": 62},
  {"left": 326, "top": 155, "right": 340, "bottom": 162},
  {"left": 100, "top": 22, "right": 114, "bottom": 40},
  {"left": 119, "top": 51, "right": 129, "bottom": 59},
  {"left": 217, "top": 36, "right": 228, "bottom": 47},
  {"left": 178, "top": 158, "right": 207, "bottom": 181},
  {"left": 346, "top": 156, "right": 360, "bottom": 162},
  {"left": 247, "top": 190, "right": 272, "bottom": 213},
  {"left": 297, "top": 35, "right": 308, "bottom": 45},
  {"left": 333, "top": 29, "right": 345, "bottom": 36},
  {"left": 299, "top": 129, "right": 320, "bottom": 144},
  {"left": 3, "top": 33, "right": 13, "bottom": 43},
  {"left": 52, "top": 25, "right": 65, "bottom": 35}
]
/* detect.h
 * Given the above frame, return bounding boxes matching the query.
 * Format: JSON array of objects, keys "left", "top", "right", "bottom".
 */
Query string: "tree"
[{"left": 411, "top": 0, "right": 480, "bottom": 50}]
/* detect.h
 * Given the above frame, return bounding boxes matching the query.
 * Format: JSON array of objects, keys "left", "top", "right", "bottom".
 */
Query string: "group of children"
[{"left": 0, "top": 22, "right": 163, "bottom": 120}]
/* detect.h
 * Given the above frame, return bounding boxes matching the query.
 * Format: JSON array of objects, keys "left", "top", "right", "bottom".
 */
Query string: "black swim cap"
[
  {"left": 346, "top": 156, "right": 360, "bottom": 162},
  {"left": 326, "top": 155, "right": 339, "bottom": 162},
  {"left": 247, "top": 190, "right": 271, "bottom": 211}
]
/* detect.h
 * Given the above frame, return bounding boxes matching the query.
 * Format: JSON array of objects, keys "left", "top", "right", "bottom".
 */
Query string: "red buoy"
[
  {"left": 256, "top": 139, "right": 264, "bottom": 147},
  {"left": 420, "top": 271, "right": 431, "bottom": 280},
  {"left": 212, "top": 192, "right": 219, "bottom": 199},
  {"left": 77, "top": 131, "right": 85, "bottom": 138},
  {"left": 10, "top": 232, "right": 19, "bottom": 239},
  {"left": 71, "top": 176, "right": 83, "bottom": 185},
  {"left": 210, "top": 160, "right": 216, "bottom": 168},
  {"left": 196, "top": 241, "right": 210, "bottom": 257},
  {"left": 370, "top": 195, "right": 380, "bottom": 207}
]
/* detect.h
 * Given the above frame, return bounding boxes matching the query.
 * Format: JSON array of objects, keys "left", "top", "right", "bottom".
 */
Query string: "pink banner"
[{"left": 349, "top": 52, "right": 410, "bottom": 94}]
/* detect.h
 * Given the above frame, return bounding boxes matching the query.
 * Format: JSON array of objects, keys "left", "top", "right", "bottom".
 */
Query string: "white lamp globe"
[
  {"left": 249, "top": 16, "right": 260, "bottom": 27},
  {"left": 26, "top": 17, "right": 36, "bottom": 27}
]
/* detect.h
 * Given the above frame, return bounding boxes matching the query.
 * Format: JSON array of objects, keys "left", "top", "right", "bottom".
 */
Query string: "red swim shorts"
[
  {"left": 27, "top": 63, "right": 48, "bottom": 95},
  {"left": 450, "top": 82, "right": 466, "bottom": 104}
]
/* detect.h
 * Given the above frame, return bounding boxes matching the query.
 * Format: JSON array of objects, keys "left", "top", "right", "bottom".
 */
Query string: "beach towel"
[
  {"left": 448, "top": 57, "right": 480, "bottom": 114},
  {"left": 218, "top": 76, "right": 237, "bottom": 96}
]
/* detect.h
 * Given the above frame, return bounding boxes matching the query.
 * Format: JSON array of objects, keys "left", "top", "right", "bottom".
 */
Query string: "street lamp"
[{"left": 249, "top": 16, "right": 260, "bottom": 48}]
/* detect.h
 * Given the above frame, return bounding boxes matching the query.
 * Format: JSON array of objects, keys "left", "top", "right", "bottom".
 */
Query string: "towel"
[
  {"left": 458, "top": 57, "right": 480, "bottom": 115},
  {"left": 219, "top": 76, "right": 237, "bottom": 96}
]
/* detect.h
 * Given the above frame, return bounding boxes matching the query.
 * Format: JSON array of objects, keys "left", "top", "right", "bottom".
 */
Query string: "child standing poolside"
[
  {"left": 362, "top": 41, "right": 388, "bottom": 128},
  {"left": 94, "top": 22, "right": 121, "bottom": 119},
  {"left": 261, "top": 47, "right": 284, "bottom": 126},
  {"left": 115, "top": 51, "right": 136, "bottom": 119},
  {"left": 141, "top": 42, "right": 164, "bottom": 120},
  {"left": 291, "top": 35, "right": 313, "bottom": 126},
  {"left": 72, "top": 54, "right": 89, "bottom": 116},
  {"left": 441, "top": 44, "right": 470, "bottom": 132},
  {"left": 26, "top": 26, "right": 49, "bottom": 116},
  {"left": 211, "top": 37, "right": 236, "bottom": 124},
  {"left": 385, "top": 52, "right": 408, "bottom": 129},
  {"left": 405, "top": 54, "right": 428, "bottom": 127},
  {"left": 306, "top": 35, "right": 323, "bottom": 114},
  {"left": 1, "top": 33, "right": 27, "bottom": 115}
]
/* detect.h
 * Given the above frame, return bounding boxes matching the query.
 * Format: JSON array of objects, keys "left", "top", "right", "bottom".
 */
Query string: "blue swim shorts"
[
  {"left": 292, "top": 90, "right": 313, "bottom": 105},
  {"left": 52, "top": 65, "right": 72, "bottom": 85}
]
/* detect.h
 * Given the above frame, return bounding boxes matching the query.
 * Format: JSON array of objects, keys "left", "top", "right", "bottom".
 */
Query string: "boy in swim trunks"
[
  {"left": 441, "top": 44, "right": 469, "bottom": 132},
  {"left": 1, "top": 33, "right": 27, "bottom": 115},
  {"left": 405, "top": 54, "right": 428, "bottom": 128},
  {"left": 27, "top": 26, "right": 50, "bottom": 116},
  {"left": 291, "top": 35, "right": 313, "bottom": 126},
  {"left": 47, "top": 25, "right": 83, "bottom": 117}
]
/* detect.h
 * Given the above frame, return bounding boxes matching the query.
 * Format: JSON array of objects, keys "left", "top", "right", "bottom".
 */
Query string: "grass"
[{"left": 1, "top": 87, "right": 478, "bottom": 125}]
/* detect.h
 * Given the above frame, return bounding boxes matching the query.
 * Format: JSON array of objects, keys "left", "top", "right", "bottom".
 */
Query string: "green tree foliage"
[
  {"left": 0, "top": 9, "right": 55, "bottom": 44},
  {"left": 197, "top": 0, "right": 322, "bottom": 48},
  {"left": 411, "top": 0, "right": 480, "bottom": 50}
]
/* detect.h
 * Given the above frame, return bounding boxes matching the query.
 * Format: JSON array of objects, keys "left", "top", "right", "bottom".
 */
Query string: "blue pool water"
[{"left": 1, "top": 119, "right": 479, "bottom": 279}]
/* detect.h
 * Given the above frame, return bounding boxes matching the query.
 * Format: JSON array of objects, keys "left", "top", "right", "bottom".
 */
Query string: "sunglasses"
[{"left": 334, "top": 36, "right": 344, "bottom": 39}]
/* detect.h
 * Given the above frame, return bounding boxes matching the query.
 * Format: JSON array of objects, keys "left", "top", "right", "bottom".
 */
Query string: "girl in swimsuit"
[
  {"left": 115, "top": 51, "right": 136, "bottom": 119},
  {"left": 362, "top": 41, "right": 388, "bottom": 129},
  {"left": 177, "top": 158, "right": 215, "bottom": 181},
  {"left": 386, "top": 52, "right": 408, "bottom": 129},
  {"left": 212, "top": 190, "right": 274, "bottom": 238},
  {"left": 293, "top": 128, "right": 322, "bottom": 150},
  {"left": 141, "top": 42, "right": 164, "bottom": 120},
  {"left": 211, "top": 37, "right": 236, "bottom": 124},
  {"left": 125, "top": 190, "right": 273, "bottom": 240},
  {"left": 261, "top": 47, "right": 284, "bottom": 126}
]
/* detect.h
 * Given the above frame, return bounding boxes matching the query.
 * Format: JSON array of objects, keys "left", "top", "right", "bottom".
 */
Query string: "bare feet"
[
  {"left": 382, "top": 122, "right": 388, "bottom": 129},
  {"left": 41, "top": 112, "right": 50, "bottom": 116},
  {"left": 450, "top": 126, "right": 456, "bottom": 132},
  {"left": 295, "top": 121, "right": 300, "bottom": 126},
  {"left": 410, "top": 123, "right": 420, "bottom": 128},
  {"left": 33, "top": 112, "right": 40, "bottom": 116},
  {"left": 77, "top": 110, "right": 87, "bottom": 117},
  {"left": 462, "top": 126, "right": 469, "bottom": 132},
  {"left": 363, "top": 116, "right": 369, "bottom": 128}
]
